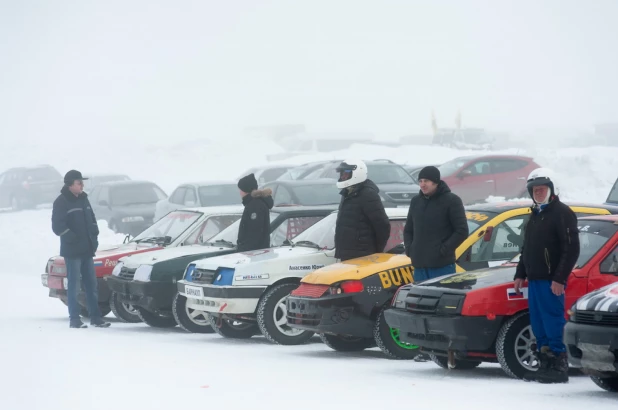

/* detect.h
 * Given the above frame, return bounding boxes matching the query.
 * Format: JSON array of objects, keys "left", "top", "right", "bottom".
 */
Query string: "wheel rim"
[
  {"left": 514, "top": 324, "right": 538, "bottom": 371},
  {"left": 272, "top": 295, "right": 304, "bottom": 337},
  {"left": 185, "top": 304, "right": 209, "bottom": 326},
  {"left": 389, "top": 327, "right": 419, "bottom": 350},
  {"left": 122, "top": 302, "right": 139, "bottom": 316}
]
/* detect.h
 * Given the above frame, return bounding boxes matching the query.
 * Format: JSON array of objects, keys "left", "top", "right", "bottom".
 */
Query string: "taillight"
[
  {"left": 340, "top": 280, "right": 364, "bottom": 293},
  {"left": 483, "top": 226, "right": 494, "bottom": 242}
]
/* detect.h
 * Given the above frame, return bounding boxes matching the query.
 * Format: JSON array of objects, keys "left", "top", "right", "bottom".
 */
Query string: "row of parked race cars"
[{"left": 41, "top": 192, "right": 618, "bottom": 392}]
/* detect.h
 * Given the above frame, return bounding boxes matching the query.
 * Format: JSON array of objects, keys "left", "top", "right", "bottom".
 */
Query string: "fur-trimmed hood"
[
  {"left": 242, "top": 188, "right": 274, "bottom": 209},
  {"left": 251, "top": 188, "right": 273, "bottom": 198}
]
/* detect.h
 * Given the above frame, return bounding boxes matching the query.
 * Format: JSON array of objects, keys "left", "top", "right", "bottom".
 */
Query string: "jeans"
[
  {"left": 528, "top": 279, "right": 566, "bottom": 353},
  {"left": 413, "top": 263, "right": 456, "bottom": 283},
  {"left": 65, "top": 256, "right": 101, "bottom": 323}
]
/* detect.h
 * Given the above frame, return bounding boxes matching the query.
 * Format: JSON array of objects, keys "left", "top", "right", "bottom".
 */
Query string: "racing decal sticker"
[
  {"left": 251, "top": 213, "right": 257, "bottom": 220},
  {"left": 378, "top": 265, "right": 413, "bottom": 289},
  {"left": 466, "top": 212, "right": 490, "bottom": 222},
  {"left": 104, "top": 259, "right": 118, "bottom": 267},
  {"left": 93, "top": 261, "right": 103, "bottom": 267},
  {"left": 506, "top": 287, "right": 528, "bottom": 300},
  {"left": 235, "top": 273, "right": 270, "bottom": 281},
  {"left": 577, "top": 284, "right": 618, "bottom": 312},
  {"left": 439, "top": 271, "right": 493, "bottom": 284},
  {"left": 288, "top": 264, "right": 325, "bottom": 272}
]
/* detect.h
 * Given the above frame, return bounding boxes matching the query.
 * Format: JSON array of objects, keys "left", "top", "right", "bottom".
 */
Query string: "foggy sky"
[{"left": 1, "top": 0, "right": 617, "bottom": 147}]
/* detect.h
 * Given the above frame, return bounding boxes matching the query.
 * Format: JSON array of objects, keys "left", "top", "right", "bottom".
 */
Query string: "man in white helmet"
[
  {"left": 333, "top": 159, "right": 391, "bottom": 261},
  {"left": 514, "top": 167, "right": 579, "bottom": 384}
]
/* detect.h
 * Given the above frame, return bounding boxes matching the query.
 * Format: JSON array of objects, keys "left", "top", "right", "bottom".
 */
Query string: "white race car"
[{"left": 176, "top": 207, "right": 409, "bottom": 345}]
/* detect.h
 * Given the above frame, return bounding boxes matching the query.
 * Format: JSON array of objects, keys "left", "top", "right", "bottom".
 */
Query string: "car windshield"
[
  {"left": 111, "top": 184, "right": 167, "bottom": 206},
  {"left": 465, "top": 211, "right": 497, "bottom": 235},
  {"left": 133, "top": 210, "right": 202, "bottom": 243},
  {"left": 206, "top": 218, "right": 241, "bottom": 245},
  {"left": 575, "top": 220, "right": 618, "bottom": 268},
  {"left": 24, "top": 167, "right": 62, "bottom": 181},
  {"left": 292, "top": 185, "right": 341, "bottom": 205},
  {"left": 289, "top": 213, "right": 337, "bottom": 249},
  {"left": 366, "top": 164, "right": 415, "bottom": 184},
  {"left": 198, "top": 185, "right": 239, "bottom": 207},
  {"left": 438, "top": 157, "right": 477, "bottom": 177}
]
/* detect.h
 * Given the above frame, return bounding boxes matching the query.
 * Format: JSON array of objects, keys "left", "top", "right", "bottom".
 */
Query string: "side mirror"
[
  {"left": 99, "top": 200, "right": 109, "bottom": 207},
  {"left": 459, "top": 169, "right": 472, "bottom": 179}
]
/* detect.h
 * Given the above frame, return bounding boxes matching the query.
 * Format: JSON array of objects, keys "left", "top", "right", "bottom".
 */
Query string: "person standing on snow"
[
  {"left": 514, "top": 168, "right": 579, "bottom": 384},
  {"left": 334, "top": 159, "right": 391, "bottom": 261},
  {"left": 51, "top": 170, "right": 110, "bottom": 329},
  {"left": 404, "top": 165, "right": 468, "bottom": 281},
  {"left": 236, "top": 173, "right": 274, "bottom": 252}
]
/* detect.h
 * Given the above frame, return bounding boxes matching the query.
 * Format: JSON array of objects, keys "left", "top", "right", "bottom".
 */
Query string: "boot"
[
  {"left": 523, "top": 345, "right": 550, "bottom": 381},
  {"left": 537, "top": 351, "right": 569, "bottom": 384}
]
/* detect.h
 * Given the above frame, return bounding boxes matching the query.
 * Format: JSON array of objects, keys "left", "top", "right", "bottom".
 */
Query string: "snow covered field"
[{"left": 1, "top": 142, "right": 618, "bottom": 409}]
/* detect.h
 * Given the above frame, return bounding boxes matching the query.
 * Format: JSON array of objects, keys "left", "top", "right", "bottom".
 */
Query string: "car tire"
[
  {"left": 207, "top": 314, "right": 259, "bottom": 339},
  {"left": 135, "top": 307, "right": 177, "bottom": 328},
  {"left": 172, "top": 293, "right": 215, "bottom": 333},
  {"left": 374, "top": 306, "right": 421, "bottom": 360},
  {"left": 496, "top": 311, "right": 538, "bottom": 379},
  {"left": 429, "top": 354, "right": 482, "bottom": 370},
  {"left": 319, "top": 333, "right": 375, "bottom": 352},
  {"left": 591, "top": 375, "right": 618, "bottom": 392},
  {"left": 257, "top": 283, "right": 314, "bottom": 345},
  {"left": 109, "top": 291, "right": 142, "bottom": 323}
]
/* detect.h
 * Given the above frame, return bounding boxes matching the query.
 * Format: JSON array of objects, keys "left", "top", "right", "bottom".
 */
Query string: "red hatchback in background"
[{"left": 437, "top": 154, "right": 541, "bottom": 205}]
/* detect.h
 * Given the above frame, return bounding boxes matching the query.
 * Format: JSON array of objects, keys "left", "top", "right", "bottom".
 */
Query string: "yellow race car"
[{"left": 286, "top": 201, "right": 618, "bottom": 359}]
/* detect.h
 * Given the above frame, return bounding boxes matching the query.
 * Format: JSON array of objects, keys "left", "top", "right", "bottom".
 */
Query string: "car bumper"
[
  {"left": 105, "top": 276, "right": 176, "bottom": 312},
  {"left": 47, "top": 277, "right": 111, "bottom": 304},
  {"left": 564, "top": 321, "right": 618, "bottom": 374},
  {"left": 384, "top": 308, "right": 504, "bottom": 356},
  {"left": 286, "top": 294, "right": 376, "bottom": 339},
  {"left": 176, "top": 281, "right": 265, "bottom": 315}
]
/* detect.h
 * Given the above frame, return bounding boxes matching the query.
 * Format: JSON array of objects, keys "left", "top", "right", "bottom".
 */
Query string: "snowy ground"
[{"left": 2, "top": 205, "right": 618, "bottom": 409}]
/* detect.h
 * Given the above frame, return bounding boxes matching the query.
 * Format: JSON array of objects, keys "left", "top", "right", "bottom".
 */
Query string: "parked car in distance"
[
  {"left": 83, "top": 173, "right": 130, "bottom": 194},
  {"left": 0, "top": 164, "right": 63, "bottom": 211},
  {"left": 276, "top": 160, "right": 337, "bottom": 181},
  {"left": 89, "top": 180, "right": 168, "bottom": 236},
  {"left": 437, "top": 154, "right": 541, "bottom": 205},
  {"left": 155, "top": 181, "right": 238, "bottom": 221},
  {"left": 261, "top": 179, "right": 342, "bottom": 207},
  {"left": 238, "top": 164, "right": 295, "bottom": 185}
]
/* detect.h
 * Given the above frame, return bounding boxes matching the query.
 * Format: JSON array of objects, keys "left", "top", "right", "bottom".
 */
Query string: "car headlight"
[
  {"left": 112, "top": 262, "right": 124, "bottom": 276},
  {"left": 567, "top": 303, "right": 577, "bottom": 319},
  {"left": 121, "top": 216, "right": 145, "bottom": 223},
  {"left": 392, "top": 287, "right": 409, "bottom": 308},
  {"left": 184, "top": 264, "right": 196, "bottom": 281},
  {"left": 134, "top": 264, "right": 153, "bottom": 282}
]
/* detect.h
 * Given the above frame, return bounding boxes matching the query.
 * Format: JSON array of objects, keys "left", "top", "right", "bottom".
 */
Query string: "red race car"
[
  {"left": 40, "top": 206, "right": 243, "bottom": 322},
  {"left": 384, "top": 214, "right": 618, "bottom": 379}
]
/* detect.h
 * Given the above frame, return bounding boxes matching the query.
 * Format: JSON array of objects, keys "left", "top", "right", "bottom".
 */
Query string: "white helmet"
[
  {"left": 336, "top": 159, "right": 368, "bottom": 189},
  {"left": 526, "top": 167, "right": 560, "bottom": 202}
]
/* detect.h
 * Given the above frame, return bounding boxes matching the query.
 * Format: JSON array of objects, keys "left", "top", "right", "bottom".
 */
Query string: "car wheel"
[
  {"left": 207, "top": 314, "right": 259, "bottom": 339},
  {"left": 591, "top": 375, "right": 618, "bottom": 392},
  {"left": 374, "top": 306, "right": 420, "bottom": 359},
  {"left": 172, "top": 292, "right": 214, "bottom": 333},
  {"left": 429, "top": 354, "right": 482, "bottom": 370},
  {"left": 496, "top": 311, "right": 538, "bottom": 379},
  {"left": 109, "top": 291, "right": 142, "bottom": 323},
  {"left": 10, "top": 196, "right": 19, "bottom": 212},
  {"left": 77, "top": 303, "right": 111, "bottom": 318},
  {"left": 319, "top": 333, "right": 375, "bottom": 352},
  {"left": 135, "top": 307, "right": 177, "bottom": 328},
  {"left": 257, "top": 283, "right": 314, "bottom": 345}
]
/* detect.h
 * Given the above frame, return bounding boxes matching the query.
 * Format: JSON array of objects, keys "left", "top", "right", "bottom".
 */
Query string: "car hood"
[
  {"left": 121, "top": 244, "right": 235, "bottom": 268},
  {"left": 397, "top": 265, "right": 517, "bottom": 294},
  {"left": 192, "top": 246, "right": 322, "bottom": 270},
  {"left": 575, "top": 282, "right": 618, "bottom": 313},
  {"left": 301, "top": 254, "right": 412, "bottom": 285}
]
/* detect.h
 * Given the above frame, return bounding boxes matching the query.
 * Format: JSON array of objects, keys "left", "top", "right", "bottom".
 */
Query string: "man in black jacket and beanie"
[
  {"left": 514, "top": 168, "right": 579, "bottom": 384},
  {"left": 51, "top": 170, "right": 110, "bottom": 329},
  {"left": 334, "top": 159, "right": 391, "bottom": 261},
  {"left": 237, "top": 173, "right": 274, "bottom": 252},
  {"left": 404, "top": 165, "right": 468, "bottom": 281}
]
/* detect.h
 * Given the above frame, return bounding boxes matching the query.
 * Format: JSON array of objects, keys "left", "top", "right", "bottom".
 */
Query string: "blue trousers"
[
  {"left": 528, "top": 280, "right": 566, "bottom": 353},
  {"left": 413, "top": 263, "right": 456, "bottom": 283},
  {"left": 65, "top": 257, "right": 101, "bottom": 324}
]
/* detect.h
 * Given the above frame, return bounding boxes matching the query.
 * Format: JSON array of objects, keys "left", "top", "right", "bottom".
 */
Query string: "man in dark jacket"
[
  {"left": 514, "top": 168, "right": 579, "bottom": 384},
  {"left": 51, "top": 170, "right": 110, "bottom": 329},
  {"left": 237, "top": 173, "right": 274, "bottom": 252},
  {"left": 404, "top": 166, "right": 468, "bottom": 281},
  {"left": 334, "top": 159, "right": 391, "bottom": 261}
]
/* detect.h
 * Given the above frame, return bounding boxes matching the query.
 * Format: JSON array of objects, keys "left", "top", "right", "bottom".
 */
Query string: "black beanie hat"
[
  {"left": 418, "top": 166, "right": 440, "bottom": 184},
  {"left": 238, "top": 173, "right": 258, "bottom": 193}
]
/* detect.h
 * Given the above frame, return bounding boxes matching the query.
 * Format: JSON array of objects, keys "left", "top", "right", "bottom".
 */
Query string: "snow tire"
[
  {"left": 136, "top": 307, "right": 177, "bottom": 328},
  {"left": 172, "top": 292, "right": 214, "bottom": 333},
  {"left": 591, "top": 375, "right": 618, "bottom": 393},
  {"left": 374, "top": 305, "right": 420, "bottom": 360},
  {"left": 109, "top": 291, "right": 142, "bottom": 323},
  {"left": 496, "top": 311, "right": 537, "bottom": 379},
  {"left": 319, "top": 333, "right": 375, "bottom": 352},
  {"left": 207, "top": 314, "right": 259, "bottom": 339}
]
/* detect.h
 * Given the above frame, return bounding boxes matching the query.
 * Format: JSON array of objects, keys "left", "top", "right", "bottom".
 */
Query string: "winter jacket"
[
  {"left": 404, "top": 181, "right": 468, "bottom": 268},
  {"left": 237, "top": 188, "right": 274, "bottom": 252},
  {"left": 334, "top": 179, "right": 391, "bottom": 261},
  {"left": 51, "top": 186, "right": 100, "bottom": 258},
  {"left": 514, "top": 197, "right": 580, "bottom": 285}
]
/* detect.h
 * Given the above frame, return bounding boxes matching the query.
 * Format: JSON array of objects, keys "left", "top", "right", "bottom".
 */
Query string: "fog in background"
[{"left": 1, "top": 0, "right": 617, "bottom": 151}]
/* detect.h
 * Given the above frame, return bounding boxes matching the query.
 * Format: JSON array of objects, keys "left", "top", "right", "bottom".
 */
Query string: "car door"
[{"left": 491, "top": 158, "right": 530, "bottom": 198}]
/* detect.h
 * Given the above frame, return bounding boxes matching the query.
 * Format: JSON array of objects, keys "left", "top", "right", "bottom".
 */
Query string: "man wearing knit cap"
[
  {"left": 403, "top": 165, "right": 468, "bottom": 282},
  {"left": 236, "top": 173, "right": 274, "bottom": 252}
]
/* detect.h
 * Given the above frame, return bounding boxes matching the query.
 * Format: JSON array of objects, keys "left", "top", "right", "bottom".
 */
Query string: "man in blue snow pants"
[
  {"left": 514, "top": 168, "right": 579, "bottom": 383},
  {"left": 52, "top": 170, "right": 110, "bottom": 329}
]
